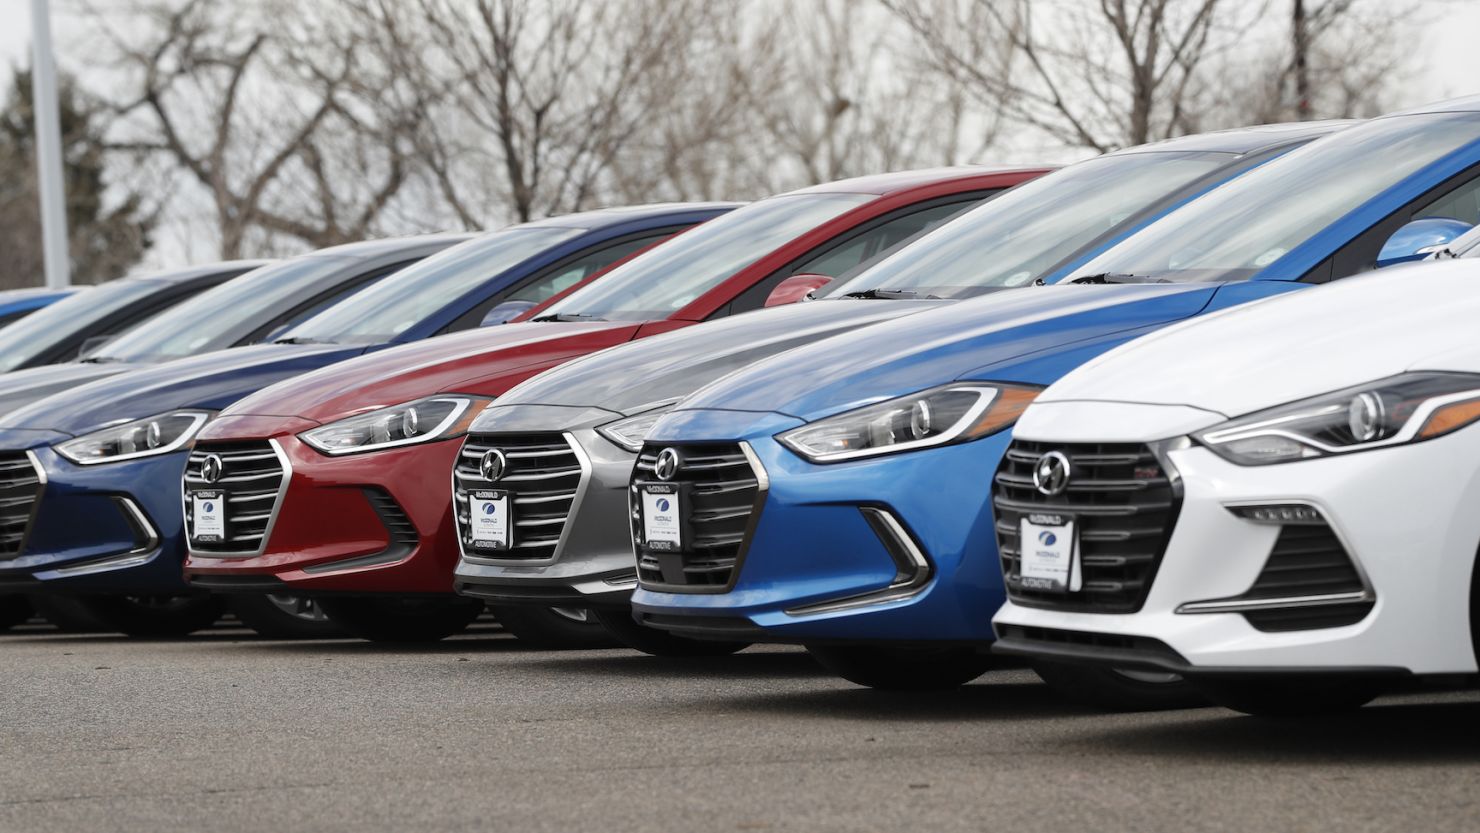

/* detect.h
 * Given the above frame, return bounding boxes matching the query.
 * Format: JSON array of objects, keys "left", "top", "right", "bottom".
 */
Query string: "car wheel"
[
  {"left": 1030, "top": 660, "right": 1206, "bottom": 711},
  {"left": 27, "top": 595, "right": 113, "bottom": 633},
  {"left": 592, "top": 608, "right": 749, "bottom": 657},
  {"left": 1193, "top": 676, "right": 1383, "bottom": 718},
  {"left": 75, "top": 594, "right": 228, "bottom": 637},
  {"left": 230, "top": 594, "right": 347, "bottom": 640},
  {"left": 805, "top": 644, "right": 992, "bottom": 690},
  {"left": 0, "top": 594, "right": 33, "bottom": 631},
  {"left": 486, "top": 605, "right": 619, "bottom": 649},
  {"left": 316, "top": 596, "right": 484, "bottom": 643}
]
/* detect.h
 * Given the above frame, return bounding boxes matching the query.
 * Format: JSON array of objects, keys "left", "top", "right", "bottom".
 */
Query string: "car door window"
[
  {"left": 505, "top": 233, "right": 671, "bottom": 304},
  {"left": 1415, "top": 176, "right": 1480, "bottom": 225},
  {"left": 789, "top": 199, "right": 980, "bottom": 279}
]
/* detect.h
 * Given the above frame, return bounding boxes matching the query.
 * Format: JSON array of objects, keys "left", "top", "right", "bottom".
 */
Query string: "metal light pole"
[{"left": 30, "top": 0, "right": 71, "bottom": 288}]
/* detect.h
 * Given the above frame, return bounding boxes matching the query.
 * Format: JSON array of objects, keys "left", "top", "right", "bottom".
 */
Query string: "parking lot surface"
[{"left": 2, "top": 620, "right": 1478, "bottom": 832}]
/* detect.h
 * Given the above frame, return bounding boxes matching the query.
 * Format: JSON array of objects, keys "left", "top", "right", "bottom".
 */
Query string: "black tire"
[
  {"left": 27, "top": 595, "right": 113, "bottom": 633},
  {"left": 805, "top": 644, "right": 992, "bottom": 690},
  {"left": 487, "top": 605, "right": 618, "bottom": 650},
  {"left": 1031, "top": 660, "right": 1206, "bottom": 711},
  {"left": 75, "top": 594, "right": 228, "bottom": 638},
  {"left": 1193, "top": 676, "right": 1383, "bottom": 718},
  {"left": 593, "top": 608, "right": 749, "bottom": 657},
  {"left": 316, "top": 596, "right": 484, "bottom": 643},
  {"left": 0, "top": 594, "right": 33, "bottom": 631},
  {"left": 230, "top": 594, "right": 348, "bottom": 640}
]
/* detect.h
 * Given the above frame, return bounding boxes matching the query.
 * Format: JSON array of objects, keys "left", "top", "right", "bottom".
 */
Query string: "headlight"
[
  {"left": 596, "top": 405, "right": 675, "bottom": 452},
  {"left": 300, "top": 396, "right": 491, "bottom": 455},
  {"left": 777, "top": 383, "right": 1042, "bottom": 463},
  {"left": 1196, "top": 372, "right": 1480, "bottom": 465},
  {"left": 55, "top": 410, "right": 212, "bottom": 465}
]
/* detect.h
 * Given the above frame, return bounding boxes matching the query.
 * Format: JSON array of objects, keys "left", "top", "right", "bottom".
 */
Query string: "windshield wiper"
[
  {"left": 273, "top": 336, "right": 330, "bottom": 345},
  {"left": 839, "top": 288, "right": 942, "bottom": 300},
  {"left": 1068, "top": 272, "right": 1170, "bottom": 285},
  {"left": 78, "top": 355, "right": 121, "bottom": 364},
  {"left": 530, "top": 312, "right": 607, "bottom": 322}
]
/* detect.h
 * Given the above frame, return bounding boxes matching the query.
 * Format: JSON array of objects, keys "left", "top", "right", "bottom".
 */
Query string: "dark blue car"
[
  {"left": 0, "top": 203, "right": 732, "bottom": 636},
  {"left": 0, "top": 287, "right": 82, "bottom": 330},
  {"left": 628, "top": 97, "right": 1480, "bottom": 703}
]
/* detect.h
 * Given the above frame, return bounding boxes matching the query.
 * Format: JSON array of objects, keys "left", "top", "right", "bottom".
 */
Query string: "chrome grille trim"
[
  {"left": 0, "top": 451, "right": 45, "bottom": 560},
  {"left": 452, "top": 432, "right": 590, "bottom": 563},
  {"left": 182, "top": 438, "right": 292, "bottom": 558}
]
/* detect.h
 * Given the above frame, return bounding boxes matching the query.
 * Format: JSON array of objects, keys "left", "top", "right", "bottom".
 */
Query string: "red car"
[{"left": 183, "top": 167, "right": 1048, "bottom": 642}]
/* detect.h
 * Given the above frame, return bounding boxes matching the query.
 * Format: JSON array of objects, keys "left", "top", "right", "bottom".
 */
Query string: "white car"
[{"left": 990, "top": 258, "right": 1480, "bottom": 716}]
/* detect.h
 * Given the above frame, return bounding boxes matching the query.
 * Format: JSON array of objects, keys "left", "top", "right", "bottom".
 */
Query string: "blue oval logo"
[
  {"left": 656, "top": 498, "right": 671, "bottom": 512},
  {"left": 482, "top": 502, "right": 497, "bottom": 516},
  {"left": 1038, "top": 531, "right": 1057, "bottom": 546},
  {"left": 202, "top": 501, "right": 214, "bottom": 513}
]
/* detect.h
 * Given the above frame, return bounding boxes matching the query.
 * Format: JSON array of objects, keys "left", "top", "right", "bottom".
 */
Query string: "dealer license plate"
[
  {"left": 192, "top": 490, "right": 225, "bottom": 542},
  {"left": 640, "top": 484, "right": 682, "bottom": 551},
  {"left": 1018, "top": 513, "right": 1080, "bottom": 593},
  {"left": 468, "top": 489, "right": 511, "bottom": 551}
]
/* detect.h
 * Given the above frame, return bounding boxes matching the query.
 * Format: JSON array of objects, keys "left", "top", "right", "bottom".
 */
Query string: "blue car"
[
  {"left": 0, "top": 287, "right": 82, "bottom": 330},
  {"left": 628, "top": 97, "right": 1480, "bottom": 699},
  {"left": 0, "top": 203, "right": 732, "bottom": 636},
  {"left": 0, "top": 262, "right": 267, "bottom": 377}
]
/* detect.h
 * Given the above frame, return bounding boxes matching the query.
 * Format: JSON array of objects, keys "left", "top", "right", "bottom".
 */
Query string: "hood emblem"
[
  {"left": 201, "top": 454, "right": 225, "bottom": 484},
  {"left": 1032, "top": 451, "right": 1071, "bottom": 497},
  {"left": 480, "top": 449, "right": 508, "bottom": 482},
  {"left": 654, "top": 448, "right": 681, "bottom": 481}
]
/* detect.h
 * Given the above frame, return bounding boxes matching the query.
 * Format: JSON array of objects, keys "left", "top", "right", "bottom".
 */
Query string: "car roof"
[
  {"left": 788, "top": 165, "right": 1055, "bottom": 197},
  {"left": 1107, "top": 120, "right": 1355, "bottom": 156},
  {"left": 523, "top": 202, "right": 741, "bottom": 230},
  {"left": 1385, "top": 94, "right": 1480, "bottom": 117},
  {"left": 121, "top": 260, "right": 274, "bottom": 285},
  {"left": 309, "top": 233, "right": 478, "bottom": 260}
]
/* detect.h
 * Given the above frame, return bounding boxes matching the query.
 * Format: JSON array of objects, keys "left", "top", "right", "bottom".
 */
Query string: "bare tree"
[{"left": 89, "top": 0, "right": 418, "bottom": 258}]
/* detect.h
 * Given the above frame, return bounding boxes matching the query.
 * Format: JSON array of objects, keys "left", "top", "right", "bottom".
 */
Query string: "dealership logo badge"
[
  {"left": 1038, "top": 530, "right": 1056, "bottom": 546},
  {"left": 654, "top": 448, "right": 681, "bottom": 481},
  {"left": 1032, "top": 450, "right": 1071, "bottom": 497},
  {"left": 201, "top": 454, "right": 225, "bottom": 484},
  {"left": 482, "top": 502, "right": 497, "bottom": 515},
  {"left": 479, "top": 449, "right": 508, "bottom": 482},
  {"left": 656, "top": 498, "right": 671, "bottom": 512}
]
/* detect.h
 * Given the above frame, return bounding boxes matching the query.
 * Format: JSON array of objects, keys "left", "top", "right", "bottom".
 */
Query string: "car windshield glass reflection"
[
  {"left": 93, "top": 258, "right": 353, "bottom": 363},
  {"left": 279, "top": 228, "right": 583, "bottom": 345},
  {"left": 822, "top": 152, "right": 1229, "bottom": 300},
  {"left": 0, "top": 280, "right": 162, "bottom": 372},
  {"left": 1066, "top": 112, "right": 1480, "bottom": 283},
  {"left": 535, "top": 193, "right": 872, "bottom": 322}
]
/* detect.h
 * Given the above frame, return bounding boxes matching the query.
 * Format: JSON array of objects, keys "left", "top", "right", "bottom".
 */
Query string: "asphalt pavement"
[{"left": 2, "top": 619, "right": 1478, "bottom": 832}]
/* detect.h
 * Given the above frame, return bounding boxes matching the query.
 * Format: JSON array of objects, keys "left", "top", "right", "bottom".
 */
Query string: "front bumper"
[
  {"left": 183, "top": 416, "right": 463, "bottom": 596},
  {"left": 451, "top": 424, "right": 641, "bottom": 609},
  {"left": 627, "top": 408, "right": 1013, "bottom": 645},
  {"left": 994, "top": 419, "right": 1480, "bottom": 678},
  {"left": 0, "top": 432, "right": 185, "bottom": 595}
]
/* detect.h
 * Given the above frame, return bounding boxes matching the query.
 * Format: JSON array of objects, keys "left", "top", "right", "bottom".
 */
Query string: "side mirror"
[
  {"left": 480, "top": 300, "right": 537, "bottom": 327},
  {"left": 1377, "top": 217, "right": 1474, "bottom": 268},
  {"left": 765, "top": 274, "right": 833, "bottom": 308},
  {"left": 76, "top": 334, "right": 114, "bottom": 358}
]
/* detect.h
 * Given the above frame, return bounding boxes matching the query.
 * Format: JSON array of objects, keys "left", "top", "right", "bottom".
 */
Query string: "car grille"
[
  {"left": 632, "top": 443, "right": 764, "bottom": 592},
  {"left": 184, "top": 441, "right": 287, "bottom": 555},
  {"left": 993, "top": 440, "right": 1180, "bottom": 613},
  {"left": 453, "top": 433, "right": 583, "bottom": 561},
  {"left": 0, "top": 453, "right": 43, "bottom": 560}
]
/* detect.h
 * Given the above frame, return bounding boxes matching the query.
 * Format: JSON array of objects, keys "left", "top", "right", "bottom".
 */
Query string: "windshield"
[
  {"left": 822, "top": 152, "right": 1230, "bottom": 299},
  {"left": 1068, "top": 112, "right": 1480, "bottom": 283},
  {"left": 93, "top": 257, "right": 354, "bottom": 362},
  {"left": 280, "top": 227, "right": 582, "bottom": 344},
  {"left": 536, "top": 193, "right": 873, "bottom": 322},
  {"left": 0, "top": 280, "right": 164, "bottom": 372}
]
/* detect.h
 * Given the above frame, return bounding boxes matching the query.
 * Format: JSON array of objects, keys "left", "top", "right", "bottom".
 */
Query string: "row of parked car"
[{"left": 5, "top": 96, "right": 1480, "bottom": 717}]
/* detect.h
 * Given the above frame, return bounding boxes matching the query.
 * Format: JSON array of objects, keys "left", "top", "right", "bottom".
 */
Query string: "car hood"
[
  {"left": 675, "top": 283, "right": 1225, "bottom": 423},
  {"left": 222, "top": 321, "right": 638, "bottom": 424},
  {"left": 1037, "top": 260, "right": 1480, "bottom": 419},
  {"left": 0, "top": 342, "right": 367, "bottom": 436},
  {"left": 483, "top": 299, "right": 942, "bottom": 421},
  {"left": 0, "top": 362, "right": 131, "bottom": 420}
]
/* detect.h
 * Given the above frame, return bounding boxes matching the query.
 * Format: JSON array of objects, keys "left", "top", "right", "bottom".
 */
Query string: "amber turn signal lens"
[{"left": 1417, "top": 396, "right": 1480, "bottom": 439}]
